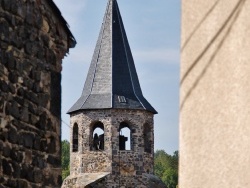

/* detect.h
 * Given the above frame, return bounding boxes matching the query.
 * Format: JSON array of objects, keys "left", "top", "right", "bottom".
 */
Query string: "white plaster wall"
[{"left": 180, "top": 0, "right": 250, "bottom": 187}]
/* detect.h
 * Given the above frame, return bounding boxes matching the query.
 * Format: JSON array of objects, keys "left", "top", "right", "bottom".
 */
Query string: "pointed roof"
[{"left": 68, "top": 0, "right": 157, "bottom": 114}]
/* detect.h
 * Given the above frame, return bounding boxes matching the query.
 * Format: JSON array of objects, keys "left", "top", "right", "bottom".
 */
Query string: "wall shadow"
[{"left": 180, "top": 0, "right": 246, "bottom": 110}]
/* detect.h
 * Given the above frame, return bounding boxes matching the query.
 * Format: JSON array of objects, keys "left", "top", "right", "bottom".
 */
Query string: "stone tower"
[{"left": 62, "top": 0, "right": 166, "bottom": 187}]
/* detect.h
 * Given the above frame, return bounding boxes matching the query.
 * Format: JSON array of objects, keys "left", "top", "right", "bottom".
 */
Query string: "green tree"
[
  {"left": 62, "top": 140, "right": 70, "bottom": 180},
  {"left": 154, "top": 150, "right": 178, "bottom": 188},
  {"left": 162, "top": 168, "right": 178, "bottom": 188}
]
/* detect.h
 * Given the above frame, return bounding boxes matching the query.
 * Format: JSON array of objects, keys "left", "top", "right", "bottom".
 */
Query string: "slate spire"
[{"left": 68, "top": 0, "right": 157, "bottom": 114}]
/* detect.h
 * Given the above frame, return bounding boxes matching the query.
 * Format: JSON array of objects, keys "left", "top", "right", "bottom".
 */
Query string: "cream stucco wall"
[{"left": 180, "top": 0, "right": 250, "bottom": 187}]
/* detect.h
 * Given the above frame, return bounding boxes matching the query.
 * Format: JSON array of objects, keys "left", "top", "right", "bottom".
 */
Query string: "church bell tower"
[{"left": 62, "top": 0, "right": 166, "bottom": 187}]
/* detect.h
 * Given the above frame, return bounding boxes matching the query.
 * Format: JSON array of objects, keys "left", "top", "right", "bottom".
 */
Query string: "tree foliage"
[
  {"left": 154, "top": 150, "right": 178, "bottom": 188},
  {"left": 62, "top": 140, "right": 70, "bottom": 180}
]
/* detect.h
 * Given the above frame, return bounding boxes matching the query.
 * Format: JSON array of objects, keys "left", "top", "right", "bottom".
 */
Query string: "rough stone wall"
[
  {"left": 110, "top": 110, "right": 154, "bottom": 177},
  {"left": 68, "top": 109, "right": 154, "bottom": 187},
  {"left": 69, "top": 110, "right": 113, "bottom": 175},
  {"left": 0, "top": 0, "right": 73, "bottom": 187}
]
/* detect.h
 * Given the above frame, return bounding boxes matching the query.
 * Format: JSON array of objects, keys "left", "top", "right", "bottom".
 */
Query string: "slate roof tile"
[{"left": 68, "top": 0, "right": 157, "bottom": 114}]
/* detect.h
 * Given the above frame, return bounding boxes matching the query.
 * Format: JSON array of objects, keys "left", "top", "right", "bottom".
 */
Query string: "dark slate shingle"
[{"left": 68, "top": 0, "right": 157, "bottom": 114}]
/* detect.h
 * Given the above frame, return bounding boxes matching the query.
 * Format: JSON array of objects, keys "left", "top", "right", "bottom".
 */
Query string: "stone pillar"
[{"left": 180, "top": 0, "right": 250, "bottom": 187}]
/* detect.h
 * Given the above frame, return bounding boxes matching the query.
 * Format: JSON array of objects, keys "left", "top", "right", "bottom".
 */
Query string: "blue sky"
[{"left": 53, "top": 0, "right": 180, "bottom": 154}]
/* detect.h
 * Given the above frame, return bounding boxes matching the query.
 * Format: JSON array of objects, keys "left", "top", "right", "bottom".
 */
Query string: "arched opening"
[
  {"left": 144, "top": 123, "right": 152, "bottom": 153},
  {"left": 72, "top": 123, "right": 78, "bottom": 152},
  {"left": 119, "top": 122, "right": 131, "bottom": 150},
  {"left": 90, "top": 121, "right": 104, "bottom": 151}
]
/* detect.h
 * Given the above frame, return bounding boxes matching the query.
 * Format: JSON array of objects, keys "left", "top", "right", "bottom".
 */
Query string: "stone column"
[{"left": 180, "top": 0, "right": 250, "bottom": 187}]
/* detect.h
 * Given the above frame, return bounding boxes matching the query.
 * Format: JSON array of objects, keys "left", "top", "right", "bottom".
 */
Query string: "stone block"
[
  {"left": 34, "top": 71, "right": 41, "bottom": 82},
  {"left": 8, "top": 126, "right": 17, "bottom": 144},
  {"left": 22, "top": 132, "right": 34, "bottom": 149},
  {"left": 25, "top": 41, "right": 34, "bottom": 55},
  {"left": 0, "top": 41, "right": 8, "bottom": 49},
  {"left": 8, "top": 71, "right": 18, "bottom": 83},
  {"left": 42, "top": 18, "right": 50, "bottom": 33},
  {"left": 38, "top": 93, "right": 49, "bottom": 107},
  {"left": 6, "top": 179, "right": 17, "bottom": 188},
  {"left": 0, "top": 140, "right": 3, "bottom": 151},
  {"left": 24, "top": 150, "right": 32, "bottom": 164},
  {"left": 10, "top": 0, "right": 19, "bottom": 15},
  {"left": 46, "top": 49, "right": 56, "bottom": 64},
  {"left": 2, "top": 0, "right": 11, "bottom": 11},
  {"left": 10, "top": 148, "right": 21, "bottom": 162},
  {"left": 12, "top": 161, "right": 21, "bottom": 178},
  {"left": 0, "top": 176, "right": 4, "bottom": 184},
  {"left": 25, "top": 91, "right": 39, "bottom": 105},
  {"left": 0, "top": 18, "right": 9, "bottom": 39},
  {"left": 33, "top": 83, "right": 41, "bottom": 93},
  {"left": 10, "top": 31, "right": 22, "bottom": 49},
  {"left": 0, "top": 98, "right": 4, "bottom": 113},
  {"left": 40, "top": 139, "right": 48, "bottom": 152},
  {"left": 21, "top": 164, "right": 33, "bottom": 182},
  {"left": 6, "top": 53, "right": 15, "bottom": 70},
  {"left": 2, "top": 159, "right": 12, "bottom": 176},
  {"left": 29, "top": 114, "right": 38, "bottom": 125},
  {"left": 8, "top": 83, "right": 15, "bottom": 94},
  {"left": 26, "top": 169, "right": 34, "bottom": 182},
  {"left": 48, "top": 136, "right": 56, "bottom": 154},
  {"left": 46, "top": 118, "right": 53, "bottom": 131},
  {"left": 47, "top": 155, "right": 60, "bottom": 167},
  {"left": 41, "top": 34, "right": 49, "bottom": 47},
  {"left": 28, "top": 102, "right": 38, "bottom": 115},
  {"left": 15, "top": 60, "right": 23, "bottom": 73},
  {"left": 16, "top": 180, "right": 28, "bottom": 188},
  {"left": 16, "top": 1, "right": 25, "bottom": 18},
  {"left": 32, "top": 155, "right": 46, "bottom": 169},
  {"left": 14, "top": 96, "right": 24, "bottom": 106},
  {"left": 0, "top": 80, "right": 9, "bottom": 92},
  {"left": 33, "top": 136, "right": 41, "bottom": 151},
  {"left": 20, "top": 164, "right": 28, "bottom": 179},
  {"left": 17, "top": 87, "right": 24, "bottom": 96},
  {"left": 20, "top": 107, "right": 29, "bottom": 123},
  {"left": 25, "top": 4, "right": 34, "bottom": 25},
  {"left": 26, "top": 79, "right": 34, "bottom": 90},
  {"left": 36, "top": 112, "right": 47, "bottom": 130},
  {"left": 37, "top": 47, "right": 45, "bottom": 60},
  {"left": 0, "top": 63, "right": 4, "bottom": 75},
  {"left": 33, "top": 169, "right": 43, "bottom": 183},
  {"left": 0, "top": 128, "right": 8, "bottom": 141},
  {"left": 22, "top": 60, "right": 32, "bottom": 73},
  {"left": 3, "top": 144, "right": 10, "bottom": 158},
  {"left": 9, "top": 101, "right": 20, "bottom": 119}
]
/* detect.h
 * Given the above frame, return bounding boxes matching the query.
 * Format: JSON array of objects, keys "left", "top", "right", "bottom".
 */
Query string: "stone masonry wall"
[
  {"left": 0, "top": 0, "right": 73, "bottom": 187},
  {"left": 69, "top": 110, "right": 113, "bottom": 175},
  {"left": 109, "top": 109, "right": 154, "bottom": 188},
  {"left": 68, "top": 109, "right": 155, "bottom": 187}
]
